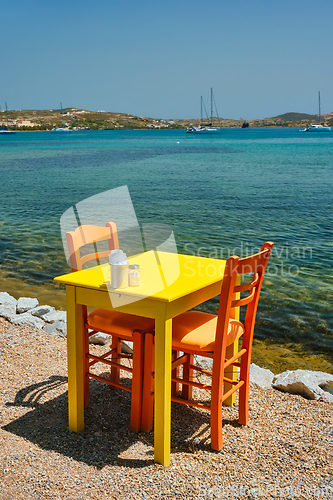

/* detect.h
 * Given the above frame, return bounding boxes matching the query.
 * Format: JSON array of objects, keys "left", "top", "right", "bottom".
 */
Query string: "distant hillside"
[
  {"left": 1, "top": 107, "right": 332, "bottom": 130},
  {"left": 169, "top": 112, "right": 333, "bottom": 129},
  {"left": 248, "top": 111, "right": 333, "bottom": 128},
  {"left": 0, "top": 108, "right": 183, "bottom": 131},
  {"left": 271, "top": 112, "right": 318, "bottom": 122}
]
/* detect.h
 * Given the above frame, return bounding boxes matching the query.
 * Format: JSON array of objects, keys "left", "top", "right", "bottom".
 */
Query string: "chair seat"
[
  {"left": 172, "top": 311, "right": 245, "bottom": 352},
  {"left": 87, "top": 308, "right": 155, "bottom": 340}
]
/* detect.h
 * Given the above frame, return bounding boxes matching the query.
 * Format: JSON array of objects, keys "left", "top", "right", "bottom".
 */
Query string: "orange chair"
[
  {"left": 66, "top": 222, "right": 154, "bottom": 432},
  {"left": 141, "top": 242, "right": 273, "bottom": 450}
]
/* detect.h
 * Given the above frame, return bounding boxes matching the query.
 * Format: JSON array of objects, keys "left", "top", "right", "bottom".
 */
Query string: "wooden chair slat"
[
  {"left": 171, "top": 353, "right": 189, "bottom": 371},
  {"left": 87, "top": 353, "right": 133, "bottom": 373},
  {"left": 223, "top": 348, "right": 247, "bottom": 369},
  {"left": 80, "top": 250, "right": 112, "bottom": 267},
  {"left": 171, "top": 397, "right": 211, "bottom": 411},
  {"left": 190, "top": 364, "right": 213, "bottom": 377},
  {"left": 88, "top": 372, "right": 132, "bottom": 392},
  {"left": 231, "top": 287, "right": 256, "bottom": 308},
  {"left": 221, "top": 380, "right": 245, "bottom": 403},
  {"left": 171, "top": 376, "right": 212, "bottom": 391},
  {"left": 234, "top": 273, "right": 259, "bottom": 293}
]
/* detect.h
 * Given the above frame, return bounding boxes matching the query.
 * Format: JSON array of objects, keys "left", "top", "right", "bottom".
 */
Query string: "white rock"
[
  {"left": 42, "top": 310, "right": 66, "bottom": 323},
  {"left": 10, "top": 312, "right": 45, "bottom": 330},
  {"left": 43, "top": 320, "right": 67, "bottom": 338},
  {"left": 31, "top": 305, "right": 55, "bottom": 319},
  {"left": 55, "top": 321, "right": 67, "bottom": 338},
  {"left": 0, "top": 303, "right": 17, "bottom": 321},
  {"left": 89, "top": 332, "right": 110, "bottom": 345},
  {"left": 16, "top": 297, "right": 39, "bottom": 314},
  {"left": 0, "top": 292, "right": 17, "bottom": 306},
  {"left": 250, "top": 363, "right": 275, "bottom": 389},
  {"left": 273, "top": 369, "right": 333, "bottom": 404},
  {"left": 121, "top": 341, "right": 133, "bottom": 353}
]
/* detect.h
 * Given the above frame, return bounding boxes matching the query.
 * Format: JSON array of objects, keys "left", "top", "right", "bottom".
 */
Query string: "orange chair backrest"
[
  {"left": 66, "top": 221, "right": 119, "bottom": 271},
  {"left": 214, "top": 241, "right": 274, "bottom": 362}
]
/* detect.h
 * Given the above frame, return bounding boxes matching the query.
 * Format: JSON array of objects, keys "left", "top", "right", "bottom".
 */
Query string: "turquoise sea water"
[{"left": 0, "top": 128, "right": 332, "bottom": 373}]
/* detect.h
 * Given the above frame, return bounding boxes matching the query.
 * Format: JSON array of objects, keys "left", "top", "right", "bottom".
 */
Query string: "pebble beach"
[{"left": 1, "top": 317, "right": 332, "bottom": 499}]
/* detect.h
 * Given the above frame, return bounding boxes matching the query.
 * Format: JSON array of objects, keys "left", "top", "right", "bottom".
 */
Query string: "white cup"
[{"left": 110, "top": 264, "right": 129, "bottom": 289}]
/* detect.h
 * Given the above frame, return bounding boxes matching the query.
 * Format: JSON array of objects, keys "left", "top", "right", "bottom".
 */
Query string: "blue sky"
[{"left": 1, "top": 0, "right": 332, "bottom": 119}]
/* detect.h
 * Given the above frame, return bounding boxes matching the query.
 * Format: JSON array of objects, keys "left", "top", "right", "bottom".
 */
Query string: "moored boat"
[
  {"left": 300, "top": 123, "right": 331, "bottom": 132},
  {"left": 51, "top": 127, "right": 71, "bottom": 133},
  {"left": 0, "top": 102, "right": 16, "bottom": 134},
  {"left": 51, "top": 103, "right": 72, "bottom": 132},
  {"left": 300, "top": 92, "right": 332, "bottom": 132},
  {"left": 240, "top": 118, "right": 250, "bottom": 128},
  {"left": 187, "top": 124, "right": 220, "bottom": 134},
  {"left": 187, "top": 89, "right": 220, "bottom": 134}
]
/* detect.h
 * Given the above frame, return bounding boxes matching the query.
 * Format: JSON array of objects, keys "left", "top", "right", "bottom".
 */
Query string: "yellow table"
[{"left": 54, "top": 251, "right": 238, "bottom": 466}]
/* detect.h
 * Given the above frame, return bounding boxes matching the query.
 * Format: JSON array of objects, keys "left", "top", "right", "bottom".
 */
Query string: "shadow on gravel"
[
  {"left": 3, "top": 375, "right": 241, "bottom": 466},
  {"left": 3, "top": 375, "right": 154, "bottom": 469},
  {"left": 170, "top": 401, "right": 241, "bottom": 454}
]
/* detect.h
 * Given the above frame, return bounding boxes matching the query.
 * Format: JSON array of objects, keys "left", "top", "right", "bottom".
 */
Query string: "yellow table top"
[{"left": 54, "top": 251, "right": 226, "bottom": 303}]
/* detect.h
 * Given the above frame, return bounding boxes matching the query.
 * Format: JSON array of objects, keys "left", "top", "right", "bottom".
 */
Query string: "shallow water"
[{"left": 0, "top": 128, "right": 332, "bottom": 374}]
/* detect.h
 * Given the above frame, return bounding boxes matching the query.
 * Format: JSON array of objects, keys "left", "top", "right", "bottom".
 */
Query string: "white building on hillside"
[{"left": 17, "top": 120, "right": 36, "bottom": 127}]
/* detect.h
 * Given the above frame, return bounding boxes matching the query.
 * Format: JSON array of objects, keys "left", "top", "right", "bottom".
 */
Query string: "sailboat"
[
  {"left": 300, "top": 92, "right": 332, "bottom": 132},
  {"left": 51, "top": 103, "right": 71, "bottom": 132},
  {"left": 187, "top": 88, "right": 220, "bottom": 134},
  {"left": 0, "top": 103, "right": 16, "bottom": 134}
]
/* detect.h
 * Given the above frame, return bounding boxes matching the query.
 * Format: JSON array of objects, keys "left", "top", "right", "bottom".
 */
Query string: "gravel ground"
[{"left": 0, "top": 317, "right": 332, "bottom": 500}]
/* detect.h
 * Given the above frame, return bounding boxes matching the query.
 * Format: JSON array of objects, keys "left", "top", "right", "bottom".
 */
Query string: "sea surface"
[{"left": 0, "top": 128, "right": 332, "bottom": 374}]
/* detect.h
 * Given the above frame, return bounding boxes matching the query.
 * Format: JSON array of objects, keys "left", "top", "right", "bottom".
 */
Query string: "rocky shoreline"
[{"left": 1, "top": 291, "right": 332, "bottom": 405}]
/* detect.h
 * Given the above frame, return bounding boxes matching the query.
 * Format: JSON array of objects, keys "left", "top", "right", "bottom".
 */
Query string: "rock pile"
[{"left": 0, "top": 292, "right": 66, "bottom": 337}]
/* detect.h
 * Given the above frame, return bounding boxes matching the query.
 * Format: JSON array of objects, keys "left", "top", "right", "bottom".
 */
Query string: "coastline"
[
  {"left": 1, "top": 283, "right": 332, "bottom": 376},
  {"left": 3, "top": 124, "right": 329, "bottom": 132},
  {"left": 3, "top": 106, "right": 333, "bottom": 131},
  {"left": 1, "top": 290, "right": 333, "bottom": 392}
]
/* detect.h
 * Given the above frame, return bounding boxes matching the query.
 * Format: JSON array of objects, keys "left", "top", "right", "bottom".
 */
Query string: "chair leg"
[
  {"left": 182, "top": 353, "right": 193, "bottom": 400},
  {"left": 141, "top": 332, "right": 154, "bottom": 432},
  {"left": 171, "top": 350, "right": 180, "bottom": 397},
  {"left": 130, "top": 331, "right": 144, "bottom": 433},
  {"left": 210, "top": 362, "right": 223, "bottom": 451},
  {"left": 239, "top": 352, "right": 250, "bottom": 426},
  {"left": 110, "top": 336, "right": 121, "bottom": 386}
]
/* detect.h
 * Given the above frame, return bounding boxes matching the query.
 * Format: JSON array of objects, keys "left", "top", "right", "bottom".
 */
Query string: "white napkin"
[{"left": 109, "top": 249, "right": 128, "bottom": 266}]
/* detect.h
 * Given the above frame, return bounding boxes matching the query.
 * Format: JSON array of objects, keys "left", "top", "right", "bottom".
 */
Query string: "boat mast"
[
  {"left": 318, "top": 91, "right": 321, "bottom": 125},
  {"left": 200, "top": 96, "right": 203, "bottom": 125},
  {"left": 60, "top": 102, "right": 65, "bottom": 127},
  {"left": 211, "top": 88, "right": 213, "bottom": 127},
  {"left": 5, "top": 102, "right": 9, "bottom": 130}
]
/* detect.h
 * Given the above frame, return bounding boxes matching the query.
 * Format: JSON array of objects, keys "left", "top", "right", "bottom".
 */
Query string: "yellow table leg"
[
  {"left": 154, "top": 307, "right": 172, "bottom": 466},
  {"left": 223, "top": 274, "right": 241, "bottom": 407},
  {"left": 66, "top": 285, "right": 85, "bottom": 433}
]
